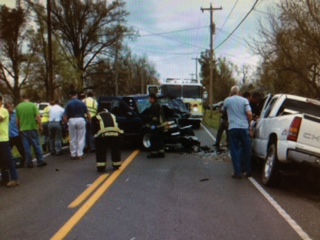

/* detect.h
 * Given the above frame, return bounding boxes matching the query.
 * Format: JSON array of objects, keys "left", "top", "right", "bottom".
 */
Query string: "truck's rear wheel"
[{"left": 262, "top": 143, "right": 280, "bottom": 187}]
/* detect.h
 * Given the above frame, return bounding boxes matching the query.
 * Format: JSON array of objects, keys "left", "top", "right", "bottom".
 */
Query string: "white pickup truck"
[{"left": 251, "top": 94, "right": 320, "bottom": 186}]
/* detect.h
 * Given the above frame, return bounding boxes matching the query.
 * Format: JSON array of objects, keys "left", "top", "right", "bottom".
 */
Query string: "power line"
[
  {"left": 215, "top": 0, "right": 239, "bottom": 40},
  {"left": 215, "top": 0, "right": 259, "bottom": 50},
  {"left": 138, "top": 25, "right": 208, "bottom": 37}
]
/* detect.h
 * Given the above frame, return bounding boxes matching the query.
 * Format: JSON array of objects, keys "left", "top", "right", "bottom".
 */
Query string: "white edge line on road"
[
  {"left": 201, "top": 123, "right": 216, "bottom": 142},
  {"left": 248, "top": 178, "right": 312, "bottom": 240},
  {"left": 202, "top": 123, "right": 312, "bottom": 240}
]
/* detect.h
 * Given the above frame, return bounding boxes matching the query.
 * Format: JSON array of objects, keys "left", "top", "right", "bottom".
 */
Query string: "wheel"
[
  {"left": 262, "top": 143, "right": 280, "bottom": 186},
  {"left": 141, "top": 130, "right": 152, "bottom": 150},
  {"left": 192, "top": 121, "right": 201, "bottom": 129}
]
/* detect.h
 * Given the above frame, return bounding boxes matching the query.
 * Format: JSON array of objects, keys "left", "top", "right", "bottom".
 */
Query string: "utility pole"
[
  {"left": 191, "top": 57, "right": 198, "bottom": 83},
  {"left": 201, "top": 4, "right": 222, "bottom": 116},
  {"left": 47, "top": 0, "right": 53, "bottom": 101}
]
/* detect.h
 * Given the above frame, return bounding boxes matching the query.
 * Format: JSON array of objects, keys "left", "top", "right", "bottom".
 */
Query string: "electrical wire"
[
  {"left": 215, "top": 0, "right": 259, "bottom": 50},
  {"left": 215, "top": 0, "right": 239, "bottom": 40}
]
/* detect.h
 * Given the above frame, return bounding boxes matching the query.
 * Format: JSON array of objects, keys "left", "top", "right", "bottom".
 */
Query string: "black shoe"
[
  {"left": 50, "top": 152, "right": 56, "bottom": 156},
  {"left": 90, "top": 149, "right": 96, "bottom": 153},
  {"left": 97, "top": 167, "right": 106, "bottom": 173},
  {"left": 113, "top": 166, "right": 120, "bottom": 171},
  {"left": 70, "top": 156, "right": 77, "bottom": 160},
  {"left": 244, "top": 172, "right": 252, "bottom": 178},
  {"left": 26, "top": 164, "right": 34, "bottom": 168},
  {"left": 231, "top": 174, "right": 242, "bottom": 179},
  {"left": 157, "top": 153, "right": 165, "bottom": 158},
  {"left": 37, "top": 161, "right": 47, "bottom": 167},
  {"left": 147, "top": 154, "right": 158, "bottom": 159},
  {"left": 55, "top": 152, "right": 63, "bottom": 156}
]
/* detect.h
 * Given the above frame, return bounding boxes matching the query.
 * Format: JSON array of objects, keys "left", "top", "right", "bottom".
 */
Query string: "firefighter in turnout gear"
[
  {"left": 147, "top": 93, "right": 165, "bottom": 158},
  {"left": 91, "top": 108, "right": 123, "bottom": 172}
]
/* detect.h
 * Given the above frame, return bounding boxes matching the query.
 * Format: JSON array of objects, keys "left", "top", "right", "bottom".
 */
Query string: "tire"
[
  {"left": 192, "top": 121, "right": 201, "bottom": 129},
  {"left": 141, "top": 130, "right": 152, "bottom": 150},
  {"left": 262, "top": 143, "right": 280, "bottom": 187}
]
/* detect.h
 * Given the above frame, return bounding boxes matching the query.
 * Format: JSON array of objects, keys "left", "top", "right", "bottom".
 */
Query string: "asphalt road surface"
[{"left": 1, "top": 124, "right": 320, "bottom": 240}]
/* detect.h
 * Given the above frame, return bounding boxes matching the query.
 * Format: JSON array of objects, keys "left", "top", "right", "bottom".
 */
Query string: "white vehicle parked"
[
  {"left": 36, "top": 102, "right": 50, "bottom": 116},
  {"left": 251, "top": 94, "right": 320, "bottom": 186}
]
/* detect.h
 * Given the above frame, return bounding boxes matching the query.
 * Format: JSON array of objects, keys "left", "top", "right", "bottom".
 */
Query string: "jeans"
[
  {"left": 48, "top": 122, "right": 62, "bottom": 154},
  {"left": 21, "top": 130, "right": 44, "bottom": 166},
  {"left": 0, "top": 141, "right": 18, "bottom": 181},
  {"left": 229, "top": 128, "right": 251, "bottom": 176}
]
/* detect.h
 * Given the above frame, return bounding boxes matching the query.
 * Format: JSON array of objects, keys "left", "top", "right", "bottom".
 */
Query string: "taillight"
[{"left": 287, "top": 117, "right": 302, "bottom": 141}]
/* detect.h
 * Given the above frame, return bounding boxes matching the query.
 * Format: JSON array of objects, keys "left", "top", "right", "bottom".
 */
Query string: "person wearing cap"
[
  {"left": 146, "top": 93, "right": 165, "bottom": 158},
  {"left": 63, "top": 90, "right": 90, "bottom": 160},
  {"left": 91, "top": 107, "right": 123, "bottom": 172}
]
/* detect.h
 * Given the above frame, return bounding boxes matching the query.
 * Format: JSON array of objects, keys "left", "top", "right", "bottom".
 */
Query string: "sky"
[
  {"left": 0, "top": 0, "right": 279, "bottom": 82},
  {"left": 124, "top": 0, "right": 279, "bottom": 81}
]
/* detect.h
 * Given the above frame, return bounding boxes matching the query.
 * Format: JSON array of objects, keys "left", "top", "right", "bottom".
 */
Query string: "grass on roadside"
[{"left": 202, "top": 109, "right": 220, "bottom": 130}]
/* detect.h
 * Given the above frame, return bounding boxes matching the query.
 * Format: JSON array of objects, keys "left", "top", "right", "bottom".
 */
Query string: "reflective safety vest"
[
  {"left": 84, "top": 97, "right": 98, "bottom": 117},
  {"left": 94, "top": 111, "right": 123, "bottom": 138},
  {"left": 41, "top": 105, "right": 51, "bottom": 123}
]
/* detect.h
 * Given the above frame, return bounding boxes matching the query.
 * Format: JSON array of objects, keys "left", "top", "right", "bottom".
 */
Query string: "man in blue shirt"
[
  {"left": 223, "top": 86, "right": 252, "bottom": 179},
  {"left": 5, "top": 102, "right": 26, "bottom": 168},
  {"left": 63, "top": 90, "right": 90, "bottom": 160}
]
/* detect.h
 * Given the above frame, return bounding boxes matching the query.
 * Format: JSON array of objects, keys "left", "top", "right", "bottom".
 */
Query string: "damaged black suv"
[{"left": 98, "top": 94, "right": 198, "bottom": 150}]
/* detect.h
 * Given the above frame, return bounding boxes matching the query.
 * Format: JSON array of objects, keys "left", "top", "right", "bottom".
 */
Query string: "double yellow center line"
[{"left": 51, "top": 150, "right": 140, "bottom": 240}]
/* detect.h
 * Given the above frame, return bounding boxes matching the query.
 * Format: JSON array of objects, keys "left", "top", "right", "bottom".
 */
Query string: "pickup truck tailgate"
[{"left": 297, "top": 115, "right": 320, "bottom": 148}]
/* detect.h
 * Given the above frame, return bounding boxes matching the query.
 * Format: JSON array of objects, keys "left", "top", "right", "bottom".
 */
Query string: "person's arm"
[{"left": 36, "top": 115, "right": 43, "bottom": 132}]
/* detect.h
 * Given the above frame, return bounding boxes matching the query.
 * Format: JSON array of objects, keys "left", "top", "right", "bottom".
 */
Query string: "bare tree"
[
  {"left": 0, "top": 6, "right": 35, "bottom": 104},
  {"left": 252, "top": 0, "right": 320, "bottom": 97},
  {"left": 49, "top": 0, "right": 134, "bottom": 90}
]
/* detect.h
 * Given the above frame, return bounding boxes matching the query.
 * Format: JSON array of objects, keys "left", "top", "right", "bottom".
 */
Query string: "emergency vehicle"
[{"left": 147, "top": 78, "right": 205, "bottom": 128}]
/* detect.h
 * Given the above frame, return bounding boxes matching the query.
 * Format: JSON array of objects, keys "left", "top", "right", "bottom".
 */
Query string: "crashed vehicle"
[{"left": 97, "top": 94, "right": 200, "bottom": 151}]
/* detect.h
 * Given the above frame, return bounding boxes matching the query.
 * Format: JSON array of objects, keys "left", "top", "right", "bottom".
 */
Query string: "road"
[{"left": 1, "top": 125, "right": 320, "bottom": 240}]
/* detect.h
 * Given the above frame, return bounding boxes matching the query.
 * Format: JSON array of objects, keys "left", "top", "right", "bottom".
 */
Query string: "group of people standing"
[
  {"left": 0, "top": 90, "right": 123, "bottom": 188},
  {"left": 215, "top": 86, "right": 261, "bottom": 179}
]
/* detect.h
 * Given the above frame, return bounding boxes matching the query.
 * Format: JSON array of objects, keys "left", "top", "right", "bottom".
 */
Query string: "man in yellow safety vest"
[{"left": 83, "top": 91, "right": 98, "bottom": 152}]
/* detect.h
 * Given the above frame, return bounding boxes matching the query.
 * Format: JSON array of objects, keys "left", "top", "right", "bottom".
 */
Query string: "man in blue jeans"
[
  {"left": 16, "top": 95, "right": 47, "bottom": 168},
  {"left": 0, "top": 95, "right": 20, "bottom": 187},
  {"left": 222, "top": 86, "right": 252, "bottom": 179}
]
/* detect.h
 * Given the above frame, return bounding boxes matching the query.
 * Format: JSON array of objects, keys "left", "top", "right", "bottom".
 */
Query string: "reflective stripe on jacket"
[{"left": 94, "top": 111, "right": 123, "bottom": 138}]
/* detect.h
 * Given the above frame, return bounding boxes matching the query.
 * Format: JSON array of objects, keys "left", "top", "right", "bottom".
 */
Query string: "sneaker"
[
  {"left": 37, "top": 161, "right": 47, "bottom": 167},
  {"left": 7, "top": 180, "right": 20, "bottom": 187}
]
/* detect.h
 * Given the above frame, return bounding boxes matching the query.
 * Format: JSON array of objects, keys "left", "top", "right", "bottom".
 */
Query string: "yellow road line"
[
  {"left": 50, "top": 150, "right": 140, "bottom": 240},
  {"left": 68, "top": 174, "right": 109, "bottom": 208}
]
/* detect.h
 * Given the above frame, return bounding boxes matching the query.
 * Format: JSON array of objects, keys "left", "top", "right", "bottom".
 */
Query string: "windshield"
[
  {"left": 183, "top": 86, "right": 202, "bottom": 98},
  {"left": 161, "top": 85, "right": 182, "bottom": 98}
]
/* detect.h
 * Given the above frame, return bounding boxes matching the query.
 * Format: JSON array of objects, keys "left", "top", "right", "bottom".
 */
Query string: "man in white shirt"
[{"left": 48, "top": 100, "right": 65, "bottom": 155}]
